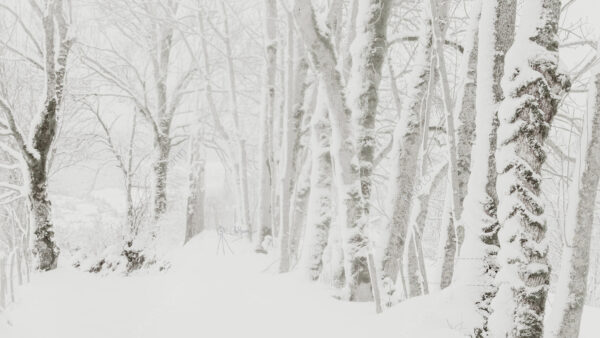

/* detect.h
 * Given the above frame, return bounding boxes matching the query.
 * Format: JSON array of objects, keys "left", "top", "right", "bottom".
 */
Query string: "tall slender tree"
[
  {"left": 546, "top": 67, "right": 600, "bottom": 338},
  {"left": 255, "top": 0, "right": 278, "bottom": 252},
  {"left": 278, "top": 29, "right": 309, "bottom": 272},
  {"left": 456, "top": 0, "right": 516, "bottom": 336},
  {"left": 379, "top": 1, "right": 433, "bottom": 299},
  {"left": 436, "top": 0, "right": 481, "bottom": 289}
]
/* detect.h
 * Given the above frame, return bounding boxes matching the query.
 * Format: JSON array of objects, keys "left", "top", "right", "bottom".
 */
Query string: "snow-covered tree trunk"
[
  {"left": 344, "top": 0, "right": 391, "bottom": 300},
  {"left": 279, "top": 30, "right": 309, "bottom": 272},
  {"left": 436, "top": 2, "right": 481, "bottom": 281},
  {"left": 437, "top": 189, "right": 456, "bottom": 289},
  {"left": 347, "top": 0, "right": 391, "bottom": 268},
  {"left": 0, "top": 0, "right": 73, "bottom": 271},
  {"left": 546, "top": 70, "right": 600, "bottom": 338},
  {"left": 150, "top": 21, "right": 174, "bottom": 221},
  {"left": 293, "top": 0, "right": 390, "bottom": 301},
  {"left": 339, "top": 0, "right": 358, "bottom": 84},
  {"left": 407, "top": 163, "right": 448, "bottom": 297},
  {"left": 31, "top": 8, "right": 71, "bottom": 270},
  {"left": 152, "top": 136, "right": 170, "bottom": 220},
  {"left": 429, "top": 0, "right": 475, "bottom": 289},
  {"left": 255, "top": 0, "right": 278, "bottom": 252},
  {"left": 453, "top": 3, "right": 480, "bottom": 223},
  {"left": 379, "top": 4, "right": 433, "bottom": 299},
  {"left": 289, "top": 157, "right": 312, "bottom": 265},
  {"left": 489, "top": 0, "right": 570, "bottom": 336},
  {"left": 301, "top": 84, "right": 333, "bottom": 280},
  {"left": 184, "top": 123, "right": 205, "bottom": 244},
  {"left": 455, "top": 1, "right": 516, "bottom": 335},
  {"left": 125, "top": 114, "right": 138, "bottom": 238}
]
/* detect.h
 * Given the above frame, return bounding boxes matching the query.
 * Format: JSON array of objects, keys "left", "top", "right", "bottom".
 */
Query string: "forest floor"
[{"left": 0, "top": 231, "right": 599, "bottom": 338}]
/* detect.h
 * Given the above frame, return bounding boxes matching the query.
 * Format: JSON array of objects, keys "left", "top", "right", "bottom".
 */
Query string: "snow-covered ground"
[{"left": 0, "top": 231, "right": 598, "bottom": 338}]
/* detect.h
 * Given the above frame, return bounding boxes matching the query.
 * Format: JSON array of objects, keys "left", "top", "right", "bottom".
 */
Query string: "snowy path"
[{"left": 1, "top": 232, "right": 599, "bottom": 338}]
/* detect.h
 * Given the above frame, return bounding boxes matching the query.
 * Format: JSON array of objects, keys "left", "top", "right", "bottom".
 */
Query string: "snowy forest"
[{"left": 0, "top": 0, "right": 599, "bottom": 337}]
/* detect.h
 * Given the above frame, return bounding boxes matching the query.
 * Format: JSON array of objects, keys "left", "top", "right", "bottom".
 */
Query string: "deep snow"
[{"left": 0, "top": 231, "right": 598, "bottom": 338}]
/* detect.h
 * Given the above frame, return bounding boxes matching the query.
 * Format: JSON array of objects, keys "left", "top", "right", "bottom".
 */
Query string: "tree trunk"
[
  {"left": 489, "top": 0, "right": 570, "bottom": 336},
  {"left": 437, "top": 188, "right": 456, "bottom": 289},
  {"left": 150, "top": 19, "right": 174, "bottom": 223},
  {"left": 347, "top": 0, "right": 391, "bottom": 269},
  {"left": 29, "top": 151, "right": 59, "bottom": 271},
  {"left": 255, "top": 0, "right": 278, "bottom": 252},
  {"left": 288, "top": 164, "right": 311, "bottom": 266},
  {"left": 0, "top": 0, "right": 71, "bottom": 272},
  {"left": 278, "top": 28, "right": 309, "bottom": 272},
  {"left": 429, "top": 0, "right": 475, "bottom": 289},
  {"left": 152, "top": 135, "right": 170, "bottom": 220},
  {"left": 455, "top": 1, "right": 515, "bottom": 336},
  {"left": 294, "top": 0, "right": 389, "bottom": 301},
  {"left": 300, "top": 83, "right": 333, "bottom": 280},
  {"left": 344, "top": 0, "right": 392, "bottom": 301},
  {"left": 379, "top": 4, "right": 433, "bottom": 299},
  {"left": 437, "top": 1, "right": 481, "bottom": 275},
  {"left": 546, "top": 70, "right": 600, "bottom": 338},
  {"left": 325, "top": 219, "right": 346, "bottom": 289},
  {"left": 340, "top": 0, "right": 358, "bottom": 84},
  {"left": 407, "top": 163, "right": 447, "bottom": 297},
  {"left": 238, "top": 142, "right": 251, "bottom": 240},
  {"left": 184, "top": 127, "right": 205, "bottom": 244}
]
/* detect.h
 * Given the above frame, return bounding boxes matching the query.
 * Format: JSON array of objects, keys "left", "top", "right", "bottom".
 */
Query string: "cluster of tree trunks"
[{"left": 1, "top": 1, "right": 598, "bottom": 337}]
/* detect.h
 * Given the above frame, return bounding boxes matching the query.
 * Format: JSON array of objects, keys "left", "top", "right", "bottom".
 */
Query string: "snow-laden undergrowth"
[{"left": 0, "top": 231, "right": 598, "bottom": 338}]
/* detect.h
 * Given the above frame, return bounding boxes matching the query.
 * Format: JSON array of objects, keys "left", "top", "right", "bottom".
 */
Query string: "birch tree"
[
  {"left": 546, "top": 68, "right": 600, "bottom": 338},
  {"left": 278, "top": 25, "right": 309, "bottom": 272},
  {"left": 347, "top": 0, "right": 391, "bottom": 232},
  {"left": 436, "top": 0, "right": 481, "bottom": 289},
  {"left": 456, "top": 0, "right": 516, "bottom": 335},
  {"left": 184, "top": 117, "right": 205, "bottom": 244},
  {"left": 288, "top": 155, "right": 312, "bottom": 265},
  {"left": 488, "top": 0, "right": 570, "bottom": 336},
  {"left": 255, "top": 0, "right": 278, "bottom": 253},
  {"left": 379, "top": 2, "right": 433, "bottom": 299},
  {"left": 293, "top": 0, "right": 390, "bottom": 300},
  {"left": 298, "top": 0, "right": 342, "bottom": 283},
  {"left": 406, "top": 162, "right": 447, "bottom": 297},
  {"left": 0, "top": 0, "right": 73, "bottom": 271},
  {"left": 300, "top": 84, "right": 333, "bottom": 280}
]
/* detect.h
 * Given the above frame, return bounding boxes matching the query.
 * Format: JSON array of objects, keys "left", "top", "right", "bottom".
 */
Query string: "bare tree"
[
  {"left": 255, "top": 0, "right": 278, "bottom": 252},
  {"left": 379, "top": 0, "right": 435, "bottom": 300},
  {"left": 83, "top": 0, "right": 193, "bottom": 223},
  {"left": 0, "top": 0, "right": 73, "bottom": 271},
  {"left": 547, "top": 66, "right": 600, "bottom": 338}
]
